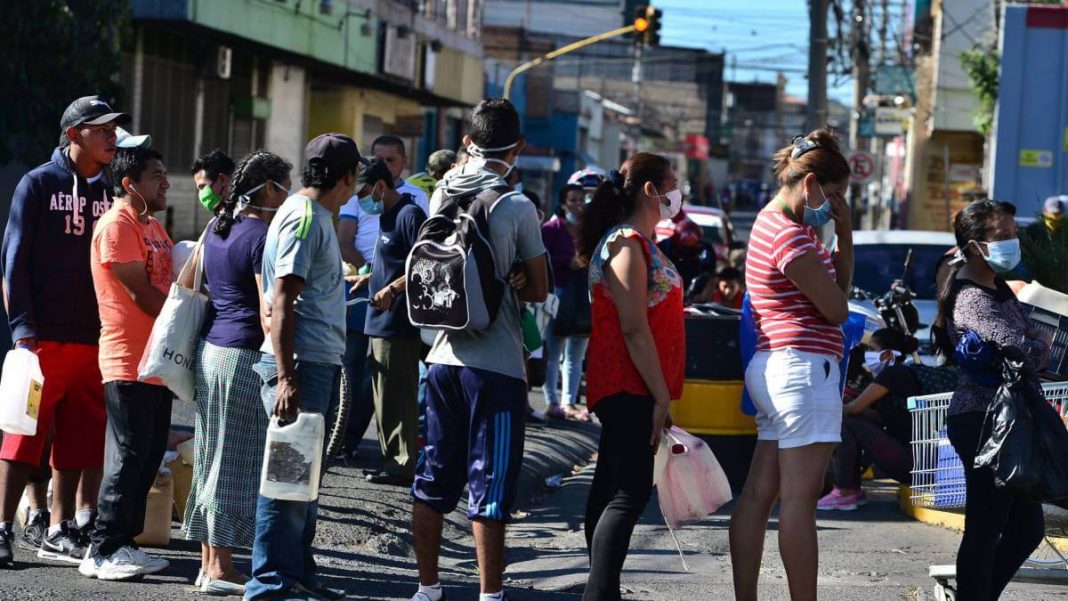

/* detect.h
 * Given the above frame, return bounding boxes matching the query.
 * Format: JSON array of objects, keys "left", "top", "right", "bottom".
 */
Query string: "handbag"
[
  {"left": 552, "top": 280, "right": 592, "bottom": 337},
  {"left": 137, "top": 223, "right": 212, "bottom": 401}
]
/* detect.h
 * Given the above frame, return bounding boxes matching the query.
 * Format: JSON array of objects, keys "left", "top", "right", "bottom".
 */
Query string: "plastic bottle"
[
  {"left": 0, "top": 348, "right": 44, "bottom": 435},
  {"left": 259, "top": 413, "right": 325, "bottom": 502}
]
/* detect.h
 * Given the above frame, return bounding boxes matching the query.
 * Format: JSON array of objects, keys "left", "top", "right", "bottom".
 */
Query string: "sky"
[{"left": 657, "top": 0, "right": 855, "bottom": 105}]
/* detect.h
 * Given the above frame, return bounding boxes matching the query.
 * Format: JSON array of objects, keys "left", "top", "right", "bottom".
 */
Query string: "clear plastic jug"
[
  {"left": 0, "top": 349, "right": 44, "bottom": 436},
  {"left": 259, "top": 413, "right": 325, "bottom": 502}
]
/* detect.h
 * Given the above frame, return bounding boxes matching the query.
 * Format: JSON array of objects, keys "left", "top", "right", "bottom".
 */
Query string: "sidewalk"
[{"left": 0, "top": 388, "right": 602, "bottom": 600}]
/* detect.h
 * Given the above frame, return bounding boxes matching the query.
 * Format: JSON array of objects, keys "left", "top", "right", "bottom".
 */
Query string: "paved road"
[{"left": 4, "top": 391, "right": 1068, "bottom": 600}]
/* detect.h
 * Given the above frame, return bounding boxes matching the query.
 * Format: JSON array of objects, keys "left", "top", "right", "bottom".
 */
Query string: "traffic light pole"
[
  {"left": 503, "top": 24, "right": 637, "bottom": 99},
  {"left": 633, "top": 42, "right": 643, "bottom": 152}
]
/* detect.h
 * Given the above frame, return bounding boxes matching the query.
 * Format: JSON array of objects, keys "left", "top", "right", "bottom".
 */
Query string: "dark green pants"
[{"left": 370, "top": 336, "right": 422, "bottom": 479}]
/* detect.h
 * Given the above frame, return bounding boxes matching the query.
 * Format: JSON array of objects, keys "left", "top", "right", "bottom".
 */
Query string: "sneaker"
[
  {"left": 410, "top": 589, "right": 448, "bottom": 601},
  {"left": 78, "top": 548, "right": 103, "bottom": 579},
  {"left": 18, "top": 509, "right": 49, "bottom": 551},
  {"left": 38, "top": 520, "right": 87, "bottom": 564},
  {"left": 0, "top": 524, "right": 15, "bottom": 568},
  {"left": 127, "top": 545, "right": 169, "bottom": 575},
  {"left": 94, "top": 546, "right": 147, "bottom": 581},
  {"left": 817, "top": 487, "right": 864, "bottom": 511}
]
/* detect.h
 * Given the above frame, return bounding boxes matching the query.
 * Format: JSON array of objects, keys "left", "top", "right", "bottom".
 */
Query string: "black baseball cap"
[
  {"left": 305, "top": 133, "right": 369, "bottom": 177},
  {"left": 357, "top": 157, "right": 394, "bottom": 189},
  {"left": 60, "top": 95, "right": 131, "bottom": 131}
]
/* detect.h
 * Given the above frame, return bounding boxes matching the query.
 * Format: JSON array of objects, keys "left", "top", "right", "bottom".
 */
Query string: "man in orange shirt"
[{"left": 78, "top": 147, "right": 174, "bottom": 582}]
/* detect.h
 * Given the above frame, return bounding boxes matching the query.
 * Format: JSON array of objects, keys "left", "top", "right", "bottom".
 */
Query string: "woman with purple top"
[
  {"left": 933, "top": 199, "right": 1051, "bottom": 601},
  {"left": 182, "top": 151, "right": 292, "bottom": 596},
  {"left": 540, "top": 169, "right": 603, "bottom": 421}
]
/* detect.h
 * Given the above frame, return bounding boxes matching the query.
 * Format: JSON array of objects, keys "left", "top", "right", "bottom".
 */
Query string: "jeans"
[
  {"left": 583, "top": 393, "right": 654, "bottom": 601},
  {"left": 343, "top": 332, "right": 375, "bottom": 451},
  {"left": 91, "top": 382, "right": 172, "bottom": 557},
  {"left": 948, "top": 412, "right": 1044, "bottom": 601},
  {"left": 832, "top": 415, "right": 912, "bottom": 489},
  {"left": 544, "top": 334, "right": 589, "bottom": 406},
  {"left": 245, "top": 355, "right": 340, "bottom": 600}
]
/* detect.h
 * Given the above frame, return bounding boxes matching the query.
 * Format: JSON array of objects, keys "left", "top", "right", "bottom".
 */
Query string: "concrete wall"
[
  {"left": 266, "top": 63, "right": 308, "bottom": 174},
  {"left": 484, "top": 0, "right": 624, "bottom": 38},
  {"left": 930, "top": 0, "right": 995, "bottom": 132}
]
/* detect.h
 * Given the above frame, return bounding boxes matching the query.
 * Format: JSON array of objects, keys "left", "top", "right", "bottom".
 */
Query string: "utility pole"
[
  {"left": 848, "top": 0, "right": 871, "bottom": 228},
  {"left": 807, "top": 0, "right": 829, "bottom": 131}
]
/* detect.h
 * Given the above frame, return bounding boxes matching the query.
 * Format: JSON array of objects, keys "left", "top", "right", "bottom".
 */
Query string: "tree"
[
  {"left": 959, "top": 48, "right": 999, "bottom": 137},
  {"left": 0, "top": 0, "right": 130, "bottom": 166}
]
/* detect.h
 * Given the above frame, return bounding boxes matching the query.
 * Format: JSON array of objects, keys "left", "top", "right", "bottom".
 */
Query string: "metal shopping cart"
[{"left": 908, "top": 383, "right": 1068, "bottom": 600}]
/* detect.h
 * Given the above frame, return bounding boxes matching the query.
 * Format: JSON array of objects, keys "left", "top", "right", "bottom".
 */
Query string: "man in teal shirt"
[{"left": 246, "top": 133, "right": 366, "bottom": 601}]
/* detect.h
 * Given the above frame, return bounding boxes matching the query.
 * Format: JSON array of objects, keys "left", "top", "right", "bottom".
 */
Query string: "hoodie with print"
[{"left": 2, "top": 146, "right": 114, "bottom": 345}]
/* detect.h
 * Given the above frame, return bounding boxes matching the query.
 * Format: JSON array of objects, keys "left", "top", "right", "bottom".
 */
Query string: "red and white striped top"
[{"left": 745, "top": 210, "right": 844, "bottom": 359}]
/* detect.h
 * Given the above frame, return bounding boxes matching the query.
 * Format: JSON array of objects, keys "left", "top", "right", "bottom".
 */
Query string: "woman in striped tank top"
[{"left": 730, "top": 130, "right": 853, "bottom": 601}]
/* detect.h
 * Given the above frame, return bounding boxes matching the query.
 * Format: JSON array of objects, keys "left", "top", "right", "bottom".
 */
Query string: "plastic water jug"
[
  {"left": 0, "top": 349, "right": 44, "bottom": 435},
  {"left": 259, "top": 413, "right": 325, "bottom": 502}
]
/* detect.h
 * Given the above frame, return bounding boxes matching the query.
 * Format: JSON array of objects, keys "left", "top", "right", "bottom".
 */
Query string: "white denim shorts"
[{"left": 745, "top": 348, "right": 842, "bottom": 449}]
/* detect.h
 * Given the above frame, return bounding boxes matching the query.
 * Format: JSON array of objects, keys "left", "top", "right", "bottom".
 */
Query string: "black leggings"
[
  {"left": 583, "top": 393, "right": 655, "bottom": 601},
  {"left": 947, "top": 412, "right": 1045, "bottom": 601}
]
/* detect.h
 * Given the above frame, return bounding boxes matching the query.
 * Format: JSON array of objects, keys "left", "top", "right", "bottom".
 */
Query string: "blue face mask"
[
  {"left": 803, "top": 183, "right": 833, "bottom": 227},
  {"left": 979, "top": 238, "right": 1022, "bottom": 273},
  {"left": 357, "top": 190, "right": 383, "bottom": 215}
]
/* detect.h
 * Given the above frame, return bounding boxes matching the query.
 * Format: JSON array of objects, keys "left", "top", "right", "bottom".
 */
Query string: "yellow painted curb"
[{"left": 898, "top": 486, "right": 1068, "bottom": 553}]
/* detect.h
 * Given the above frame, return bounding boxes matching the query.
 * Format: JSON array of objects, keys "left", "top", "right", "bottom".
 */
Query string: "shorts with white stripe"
[{"left": 413, "top": 364, "right": 527, "bottom": 522}]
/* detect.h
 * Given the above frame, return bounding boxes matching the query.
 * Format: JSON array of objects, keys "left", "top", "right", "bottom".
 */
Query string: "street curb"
[{"left": 515, "top": 418, "right": 600, "bottom": 509}]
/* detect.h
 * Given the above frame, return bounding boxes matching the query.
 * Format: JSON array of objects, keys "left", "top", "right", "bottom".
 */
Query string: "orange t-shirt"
[{"left": 90, "top": 202, "right": 173, "bottom": 384}]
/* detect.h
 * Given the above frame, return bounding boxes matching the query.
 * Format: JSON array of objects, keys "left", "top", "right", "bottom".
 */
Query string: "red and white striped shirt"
[{"left": 745, "top": 210, "right": 844, "bottom": 359}]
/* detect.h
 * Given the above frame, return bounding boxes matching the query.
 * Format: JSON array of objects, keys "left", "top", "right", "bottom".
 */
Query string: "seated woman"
[{"left": 818, "top": 328, "right": 920, "bottom": 511}]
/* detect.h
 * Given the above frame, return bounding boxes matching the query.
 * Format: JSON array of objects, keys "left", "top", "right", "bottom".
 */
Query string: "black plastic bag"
[{"left": 975, "top": 359, "right": 1068, "bottom": 502}]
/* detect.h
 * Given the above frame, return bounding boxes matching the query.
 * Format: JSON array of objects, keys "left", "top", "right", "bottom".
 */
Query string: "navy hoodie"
[{"left": 1, "top": 147, "right": 114, "bottom": 345}]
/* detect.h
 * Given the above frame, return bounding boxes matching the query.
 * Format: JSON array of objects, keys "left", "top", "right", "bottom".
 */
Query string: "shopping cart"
[{"left": 909, "top": 383, "right": 1068, "bottom": 600}]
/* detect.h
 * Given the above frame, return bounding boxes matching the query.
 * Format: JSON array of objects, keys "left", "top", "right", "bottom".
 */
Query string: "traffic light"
[
  {"left": 633, "top": 5, "right": 650, "bottom": 43},
  {"left": 633, "top": 5, "right": 662, "bottom": 47},
  {"left": 644, "top": 6, "right": 662, "bottom": 46}
]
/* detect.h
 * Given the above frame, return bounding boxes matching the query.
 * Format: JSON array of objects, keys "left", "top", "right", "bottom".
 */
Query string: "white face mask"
[
  {"left": 863, "top": 350, "right": 900, "bottom": 374},
  {"left": 653, "top": 186, "right": 683, "bottom": 220},
  {"left": 467, "top": 140, "right": 520, "bottom": 179}
]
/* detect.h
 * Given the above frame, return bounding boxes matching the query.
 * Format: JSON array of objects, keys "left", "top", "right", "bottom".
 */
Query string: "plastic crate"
[{"left": 1021, "top": 303, "right": 1068, "bottom": 380}]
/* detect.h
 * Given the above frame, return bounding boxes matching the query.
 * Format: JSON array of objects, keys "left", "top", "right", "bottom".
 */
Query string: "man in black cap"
[
  {"left": 244, "top": 133, "right": 364, "bottom": 601},
  {"left": 350, "top": 158, "right": 427, "bottom": 487},
  {"left": 0, "top": 95, "right": 129, "bottom": 568}
]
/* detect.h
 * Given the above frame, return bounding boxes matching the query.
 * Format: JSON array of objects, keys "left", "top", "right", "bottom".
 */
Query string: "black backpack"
[{"left": 406, "top": 185, "right": 516, "bottom": 332}]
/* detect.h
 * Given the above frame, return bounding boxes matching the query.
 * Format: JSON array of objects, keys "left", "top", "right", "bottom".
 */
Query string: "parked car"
[{"left": 849, "top": 230, "right": 956, "bottom": 353}]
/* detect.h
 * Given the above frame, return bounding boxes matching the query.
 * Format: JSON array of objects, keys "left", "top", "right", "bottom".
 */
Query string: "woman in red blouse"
[{"left": 577, "top": 153, "right": 685, "bottom": 601}]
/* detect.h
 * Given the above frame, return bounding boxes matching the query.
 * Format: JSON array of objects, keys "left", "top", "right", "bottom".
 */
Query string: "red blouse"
[{"left": 586, "top": 226, "right": 685, "bottom": 410}]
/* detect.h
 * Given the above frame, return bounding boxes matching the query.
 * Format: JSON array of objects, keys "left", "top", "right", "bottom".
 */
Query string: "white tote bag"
[{"left": 138, "top": 224, "right": 211, "bottom": 401}]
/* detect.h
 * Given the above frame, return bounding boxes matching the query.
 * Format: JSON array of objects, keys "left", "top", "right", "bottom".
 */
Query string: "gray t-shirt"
[
  {"left": 426, "top": 191, "right": 546, "bottom": 380},
  {"left": 260, "top": 194, "right": 346, "bottom": 365}
]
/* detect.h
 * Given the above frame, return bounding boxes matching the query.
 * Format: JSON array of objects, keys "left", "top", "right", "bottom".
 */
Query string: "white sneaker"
[
  {"left": 127, "top": 546, "right": 169, "bottom": 575},
  {"left": 96, "top": 546, "right": 148, "bottom": 581},
  {"left": 78, "top": 550, "right": 103, "bottom": 579}
]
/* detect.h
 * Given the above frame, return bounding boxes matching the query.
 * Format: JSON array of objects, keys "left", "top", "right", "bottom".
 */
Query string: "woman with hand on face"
[
  {"left": 578, "top": 153, "right": 685, "bottom": 601},
  {"left": 182, "top": 151, "right": 293, "bottom": 596},
  {"left": 730, "top": 130, "right": 853, "bottom": 601}
]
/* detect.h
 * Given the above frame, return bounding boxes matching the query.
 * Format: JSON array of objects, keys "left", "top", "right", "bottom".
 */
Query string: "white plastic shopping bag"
[
  {"left": 654, "top": 426, "right": 732, "bottom": 527},
  {"left": 654, "top": 426, "right": 732, "bottom": 569},
  {"left": 138, "top": 225, "right": 211, "bottom": 401}
]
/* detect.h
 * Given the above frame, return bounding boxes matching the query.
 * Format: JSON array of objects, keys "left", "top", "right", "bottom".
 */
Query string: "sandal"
[
  {"left": 562, "top": 406, "right": 591, "bottom": 422},
  {"left": 546, "top": 404, "right": 567, "bottom": 419}
]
